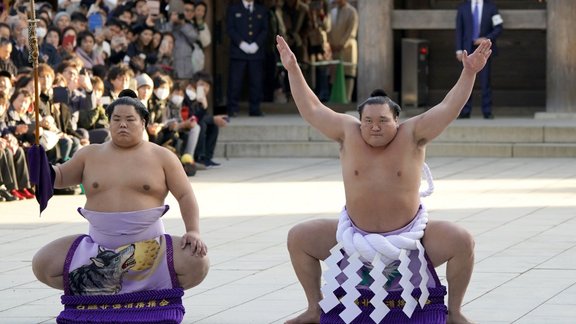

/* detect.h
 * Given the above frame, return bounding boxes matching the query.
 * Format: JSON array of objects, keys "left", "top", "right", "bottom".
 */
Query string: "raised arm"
[
  {"left": 410, "top": 39, "right": 492, "bottom": 144},
  {"left": 276, "top": 35, "right": 353, "bottom": 142}
]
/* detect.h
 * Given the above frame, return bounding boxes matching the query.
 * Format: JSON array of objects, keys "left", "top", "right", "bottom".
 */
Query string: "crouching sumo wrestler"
[{"left": 31, "top": 90, "right": 209, "bottom": 322}]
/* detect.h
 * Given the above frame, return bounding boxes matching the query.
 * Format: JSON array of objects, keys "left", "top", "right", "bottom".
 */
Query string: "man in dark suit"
[
  {"left": 226, "top": 0, "right": 269, "bottom": 117},
  {"left": 455, "top": 0, "right": 502, "bottom": 119}
]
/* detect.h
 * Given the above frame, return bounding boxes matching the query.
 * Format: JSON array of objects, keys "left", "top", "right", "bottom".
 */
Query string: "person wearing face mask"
[
  {"left": 35, "top": 17, "right": 61, "bottom": 68},
  {"left": 156, "top": 81, "right": 203, "bottom": 173},
  {"left": 182, "top": 71, "right": 228, "bottom": 168},
  {"left": 144, "top": 74, "right": 173, "bottom": 144}
]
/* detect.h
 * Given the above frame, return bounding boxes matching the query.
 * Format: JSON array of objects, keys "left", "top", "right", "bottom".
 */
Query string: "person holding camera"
[
  {"left": 56, "top": 60, "right": 94, "bottom": 146},
  {"left": 36, "top": 64, "right": 80, "bottom": 163},
  {"left": 162, "top": 0, "right": 199, "bottom": 81},
  {"left": 105, "top": 19, "right": 130, "bottom": 65}
]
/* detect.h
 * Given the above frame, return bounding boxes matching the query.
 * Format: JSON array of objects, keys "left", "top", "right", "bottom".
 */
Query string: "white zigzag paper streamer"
[
  {"left": 319, "top": 242, "right": 344, "bottom": 313},
  {"left": 369, "top": 254, "right": 389, "bottom": 323},
  {"left": 397, "top": 249, "right": 417, "bottom": 317},
  {"left": 419, "top": 163, "right": 435, "bottom": 197},
  {"left": 416, "top": 240, "right": 430, "bottom": 308},
  {"left": 339, "top": 252, "right": 362, "bottom": 323},
  {"left": 324, "top": 162, "right": 436, "bottom": 321}
]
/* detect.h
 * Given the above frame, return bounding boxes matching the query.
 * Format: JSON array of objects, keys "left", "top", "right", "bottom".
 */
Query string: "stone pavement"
[{"left": 1, "top": 157, "right": 575, "bottom": 323}]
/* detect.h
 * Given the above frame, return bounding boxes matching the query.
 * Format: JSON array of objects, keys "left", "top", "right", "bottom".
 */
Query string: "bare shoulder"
[
  {"left": 72, "top": 143, "right": 101, "bottom": 159},
  {"left": 342, "top": 113, "right": 361, "bottom": 124},
  {"left": 147, "top": 142, "right": 180, "bottom": 163},
  {"left": 341, "top": 113, "right": 361, "bottom": 134},
  {"left": 398, "top": 117, "right": 419, "bottom": 135}
]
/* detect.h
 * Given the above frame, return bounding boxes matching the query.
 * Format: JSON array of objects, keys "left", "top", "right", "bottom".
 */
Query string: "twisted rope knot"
[{"left": 336, "top": 208, "right": 428, "bottom": 264}]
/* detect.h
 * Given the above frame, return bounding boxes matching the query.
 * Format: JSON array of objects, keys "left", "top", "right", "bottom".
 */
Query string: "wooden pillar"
[
  {"left": 546, "top": 0, "right": 576, "bottom": 113},
  {"left": 357, "top": 0, "right": 393, "bottom": 102}
]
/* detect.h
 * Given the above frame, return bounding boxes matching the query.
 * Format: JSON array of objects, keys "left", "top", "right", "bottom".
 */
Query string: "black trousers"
[
  {"left": 0, "top": 147, "right": 30, "bottom": 190},
  {"left": 227, "top": 59, "right": 264, "bottom": 115},
  {"left": 194, "top": 115, "right": 219, "bottom": 162}
]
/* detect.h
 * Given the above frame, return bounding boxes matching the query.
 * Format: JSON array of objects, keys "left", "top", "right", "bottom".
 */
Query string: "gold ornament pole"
[{"left": 27, "top": 0, "right": 40, "bottom": 145}]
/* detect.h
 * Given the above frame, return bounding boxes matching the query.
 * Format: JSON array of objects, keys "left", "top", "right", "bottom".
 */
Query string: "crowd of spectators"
[
  {"left": 261, "top": 0, "right": 358, "bottom": 104},
  {"left": 0, "top": 0, "right": 221, "bottom": 202},
  {"left": 0, "top": 0, "right": 358, "bottom": 202}
]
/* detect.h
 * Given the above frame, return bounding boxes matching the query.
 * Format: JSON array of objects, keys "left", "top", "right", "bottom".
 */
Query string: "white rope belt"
[{"left": 320, "top": 164, "right": 435, "bottom": 323}]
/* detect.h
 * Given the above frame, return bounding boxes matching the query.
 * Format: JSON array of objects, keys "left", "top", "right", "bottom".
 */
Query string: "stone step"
[
  {"left": 214, "top": 115, "right": 576, "bottom": 158},
  {"left": 215, "top": 141, "right": 576, "bottom": 158}
]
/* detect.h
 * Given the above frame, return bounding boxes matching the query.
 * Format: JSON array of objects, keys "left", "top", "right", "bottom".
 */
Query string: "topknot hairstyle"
[
  {"left": 105, "top": 89, "right": 150, "bottom": 126},
  {"left": 357, "top": 89, "right": 401, "bottom": 119}
]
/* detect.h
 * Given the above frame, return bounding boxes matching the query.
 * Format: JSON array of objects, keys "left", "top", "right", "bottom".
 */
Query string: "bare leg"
[
  {"left": 285, "top": 219, "right": 338, "bottom": 324},
  {"left": 171, "top": 235, "right": 210, "bottom": 289},
  {"left": 32, "top": 235, "right": 82, "bottom": 290},
  {"left": 423, "top": 220, "right": 475, "bottom": 324}
]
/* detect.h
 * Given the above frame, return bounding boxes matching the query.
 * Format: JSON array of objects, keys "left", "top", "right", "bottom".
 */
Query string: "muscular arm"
[
  {"left": 276, "top": 35, "right": 353, "bottom": 142},
  {"left": 409, "top": 40, "right": 492, "bottom": 145},
  {"left": 163, "top": 147, "right": 206, "bottom": 256},
  {"left": 162, "top": 148, "right": 200, "bottom": 234}
]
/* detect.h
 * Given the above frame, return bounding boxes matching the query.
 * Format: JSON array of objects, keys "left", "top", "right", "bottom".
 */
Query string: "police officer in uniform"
[{"left": 226, "top": 0, "right": 269, "bottom": 117}]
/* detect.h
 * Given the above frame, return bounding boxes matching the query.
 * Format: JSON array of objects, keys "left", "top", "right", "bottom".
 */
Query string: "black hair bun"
[
  {"left": 119, "top": 89, "right": 138, "bottom": 99},
  {"left": 369, "top": 89, "right": 388, "bottom": 98}
]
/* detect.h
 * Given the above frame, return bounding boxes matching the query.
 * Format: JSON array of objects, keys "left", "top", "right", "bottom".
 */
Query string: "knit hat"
[
  {"left": 135, "top": 73, "right": 153, "bottom": 89},
  {"left": 53, "top": 11, "right": 71, "bottom": 25}
]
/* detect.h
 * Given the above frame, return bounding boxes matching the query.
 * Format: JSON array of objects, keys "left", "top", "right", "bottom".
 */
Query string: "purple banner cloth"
[{"left": 27, "top": 144, "right": 54, "bottom": 215}]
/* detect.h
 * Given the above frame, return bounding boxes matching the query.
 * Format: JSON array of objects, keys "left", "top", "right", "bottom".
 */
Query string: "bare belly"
[{"left": 345, "top": 199, "right": 421, "bottom": 233}]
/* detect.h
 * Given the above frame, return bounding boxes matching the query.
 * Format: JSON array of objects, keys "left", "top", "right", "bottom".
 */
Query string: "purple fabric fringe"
[
  {"left": 320, "top": 286, "right": 447, "bottom": 324},
  {"left": 56, "top": 288, "right": 185, "bottom": 324}
]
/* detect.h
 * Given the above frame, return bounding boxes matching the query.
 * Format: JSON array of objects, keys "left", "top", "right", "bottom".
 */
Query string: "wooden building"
[{"left": 203, "top": 1, "right": 575, "bottom": 115}]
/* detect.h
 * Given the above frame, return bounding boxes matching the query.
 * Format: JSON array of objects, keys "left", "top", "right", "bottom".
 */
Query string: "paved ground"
[{"left": 1, "top": 157, "right": 575, "bottom": 323}]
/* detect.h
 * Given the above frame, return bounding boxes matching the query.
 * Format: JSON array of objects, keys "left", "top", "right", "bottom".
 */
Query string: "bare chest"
[{"left": 82, "top": 158, "right": 166, "bottom": 195}]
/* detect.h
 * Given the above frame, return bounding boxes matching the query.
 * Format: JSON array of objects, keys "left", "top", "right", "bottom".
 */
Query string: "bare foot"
[
  {"left": 447, "top": 311, "right": 475, "bottom": 324},
  {"left": 285, "top": 307, "right": 321, "bottom": 324}
]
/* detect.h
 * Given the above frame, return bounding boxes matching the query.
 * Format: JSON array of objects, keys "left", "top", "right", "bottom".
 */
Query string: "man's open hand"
[
  {"left": 462, "top": 39, "right": 492, "bottom": 74},
  {"left": 276, "top": 35, "right": 298, "bottom": 72}
]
